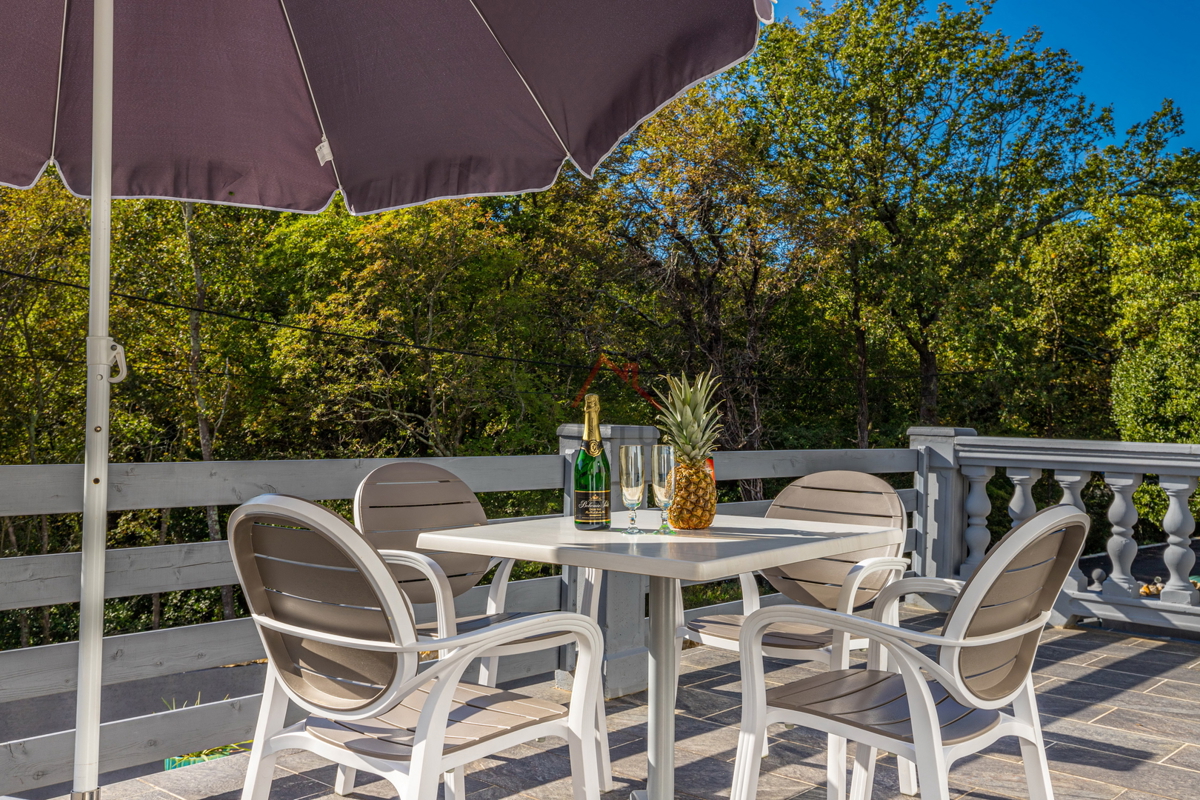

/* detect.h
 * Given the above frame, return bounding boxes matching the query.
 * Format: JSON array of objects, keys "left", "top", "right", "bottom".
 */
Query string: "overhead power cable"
[
  {"left": 1, "top": 267, "right": 997, "bottom": 388},
  {"left": 0, "top": 266, "right": 595, "bottom": 373}
]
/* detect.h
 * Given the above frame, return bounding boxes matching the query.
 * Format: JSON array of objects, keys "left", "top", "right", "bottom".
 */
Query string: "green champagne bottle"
[{"left": 574, "top": 394, "right": 611, "bottom": 529}]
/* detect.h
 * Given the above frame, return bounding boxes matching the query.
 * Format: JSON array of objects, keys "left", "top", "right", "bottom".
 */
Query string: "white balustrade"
[
  {"left": 1102, "top": 472, "right": 1142, "bottom": 599},
  {"left": 1007, "top": 467, "right": 1041, "bottom": 527},
  {"left": 959, "top": 464, "right": 995, "bottom": 578},
  {"left": 1159, "top": 475, "right": 1199, "bottom": 605},
  {"left": 1054, "top": 470, "right": 1092, "bottom": 591}
]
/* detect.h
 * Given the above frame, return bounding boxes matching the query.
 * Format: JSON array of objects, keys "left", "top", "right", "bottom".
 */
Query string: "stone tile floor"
[{"left": 81, "top": 609, "right": 1200, "bottom": 800}]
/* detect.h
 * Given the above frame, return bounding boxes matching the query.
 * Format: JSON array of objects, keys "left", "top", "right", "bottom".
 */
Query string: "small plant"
[{"left": 161, "top": 692, "right": 251, "bottom": 769}]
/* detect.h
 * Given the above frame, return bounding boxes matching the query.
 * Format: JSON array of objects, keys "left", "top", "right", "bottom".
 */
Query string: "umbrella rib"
[
  {"left": 276, "top": 0, "right": 347, "bottom": 205},
  {"left": 465, "top": 0, "right": 571, "bottom": 161},
  {"left": 49, "top": 0, "right": 69, "bottom": 162}
]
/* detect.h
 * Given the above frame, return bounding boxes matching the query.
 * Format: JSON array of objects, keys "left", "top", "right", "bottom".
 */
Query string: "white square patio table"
[{"left": 418, "top": 509, "right": 905, "bottom": 800}]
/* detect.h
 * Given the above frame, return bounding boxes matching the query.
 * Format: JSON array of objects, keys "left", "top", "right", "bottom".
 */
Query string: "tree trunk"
[
  {"left": 151, "top": 508, "right": 171, "bottom": 629},
  {"left": 916, "top": 342, "right": 939, "bottom": 425},
  {"left": 4, "top": 517, "right": 29, "bottom": 647},
  {"left": 852, "top": 288, "right": 870, "bottom": 449},
  {"left": 39, "top": 514, "right": 52, "bottom": 643},
  {"left": 182, "top": 202, "right": 235, "bottom": 621}
]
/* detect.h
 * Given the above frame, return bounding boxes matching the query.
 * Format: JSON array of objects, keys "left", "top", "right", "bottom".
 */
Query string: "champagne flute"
[
  {"left": 650, "top": 444, "right": 675, "bottom": 535},
  {"left": 619, "top": 446, "right": 645, "bottom": 535}
]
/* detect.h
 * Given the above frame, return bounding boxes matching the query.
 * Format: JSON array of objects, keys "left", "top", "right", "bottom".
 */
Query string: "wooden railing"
[{"left": 0, "top": 429, "right": 920, "bottom": 796}]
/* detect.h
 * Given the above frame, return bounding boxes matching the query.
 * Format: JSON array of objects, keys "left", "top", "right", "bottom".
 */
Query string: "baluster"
[
  {"left": 959, "top": 465, "right": 995, "bottom": 578},
  {"left": 1102, "top": 473, "right": 1142, "bottom": 598},
  {"left": 1007, "top": 467, "right": 1041, "bottom": 527},
  {"left": 1054, "top": 471, "right": 1092, "bottom": 511},
  {"left": 1159, "top": 475, "right": 1199, "bottom": 605},
  {"left": 1055, "top": 470, "right": 1092, "bottom": 591}
]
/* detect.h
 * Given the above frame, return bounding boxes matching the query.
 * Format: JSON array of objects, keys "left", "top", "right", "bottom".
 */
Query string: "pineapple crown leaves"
[{"left": 654, "top": 369, "right": 724, "bottom": 466}]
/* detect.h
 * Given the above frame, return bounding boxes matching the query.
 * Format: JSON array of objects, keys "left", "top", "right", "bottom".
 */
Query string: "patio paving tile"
[
  {"left": 1035, "top": 677, "right": 1200, "bottom": 721},
  {"left": 1037, "top": 741, "right": 1200, "bottom": 799},
  {"left": 1030, "top": 659, "right": 1162, "bottom": 692},
  {"left": 1035, "top": 644, "right": 1111, "bottom": 667},
  {"left": 1034, "top": 715, "right": 1185, "bottom": 762},
  {"left": 1081, "top": 654, "right": 1200, "bottom": 684},
  {"left": 948, "top": 751, "right": 1124, "bottom": 800},
  {"left": 1088, "top": 707, "right": 1200, "bottom": 748},
  {"left": 1144, "top": 678, "right": 1200, "bottom": 701},
  {"left": 1024, "top": 685, "right": 1116, "bottom": 722},
  {"left": 1156, "top": 742, "right": 1200, "bottom": 771},
  {"left": 607, "top": 739, "right": 814, "bottom": 800}
]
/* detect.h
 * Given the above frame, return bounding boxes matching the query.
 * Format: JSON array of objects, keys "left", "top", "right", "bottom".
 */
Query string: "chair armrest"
[
  {"left": 872, "top": 576, "right": 965, "bottom": 627},
  {"left": 744, "top": 603, "right": 1050, "bottom": 653},
  {"left": 258, "top": 610, "right": 603, "bottom": 722},
  {"left": 377, "top": 549, "right": 457, "bottom": 639},
  {"left": 411, "top": 611, "right": 606, "bottom": 756},
  {"left": 835, "top": 557, "right": 910, "bottom": 614},
  {"left": 486, "top": 557, "right": 518, "bottom": 615},
  {"left": 740, "top": 572, "right": 762, "bottom": 615}
]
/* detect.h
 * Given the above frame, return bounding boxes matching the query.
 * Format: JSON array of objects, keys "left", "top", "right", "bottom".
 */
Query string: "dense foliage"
[{"left": 2, "top": 0, "right": 1197, "bottom": 647}]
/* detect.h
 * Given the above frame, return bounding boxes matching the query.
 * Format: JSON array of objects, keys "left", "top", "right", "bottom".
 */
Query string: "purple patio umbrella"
[{"left": 0, "top": 2, "right": 774, "bottom": 799}]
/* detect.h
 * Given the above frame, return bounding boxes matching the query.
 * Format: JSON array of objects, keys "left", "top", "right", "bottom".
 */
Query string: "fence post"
[
  {"left": 907, "top": 427, "right": 976, "bottom": 581},
  {"left": 557, "top": 423, "right": 659, "bottom": 698}
]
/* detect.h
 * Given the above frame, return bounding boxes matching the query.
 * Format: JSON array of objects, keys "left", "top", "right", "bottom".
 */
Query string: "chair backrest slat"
[
  {"left": 943, "top": 505, "right": 1089, "bottom": 703},
  {"left": 355, "top": 462, "right": 491, "bottom": 604},
  {"left": 228, "top": 495, "right": 418, "bottom": 716},
  {"left": 762, "top": 471, "right": 905, "bottom": 609}
]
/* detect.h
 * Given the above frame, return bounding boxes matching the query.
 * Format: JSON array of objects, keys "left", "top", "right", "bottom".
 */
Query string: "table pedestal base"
[{"left": 645, "top": 575, "right": 679, "bottom": 800}]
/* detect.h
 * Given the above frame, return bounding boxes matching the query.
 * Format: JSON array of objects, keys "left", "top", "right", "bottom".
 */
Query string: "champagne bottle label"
[
  {"left": 584, "top": 439, "right": 603, "bottom": 457},
  {"left": 575, "top": 490, "right": 610, "bottom": 523}
]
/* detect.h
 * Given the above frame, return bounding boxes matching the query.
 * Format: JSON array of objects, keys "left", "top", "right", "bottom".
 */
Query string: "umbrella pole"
[{"left": 73, "top": 0, "right": 116, "bottom": 797}]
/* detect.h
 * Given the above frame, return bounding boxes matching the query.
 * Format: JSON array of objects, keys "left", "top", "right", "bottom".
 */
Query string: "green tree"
[{"left": 748, "top": 0, "right": 1113, "bottom": 425}]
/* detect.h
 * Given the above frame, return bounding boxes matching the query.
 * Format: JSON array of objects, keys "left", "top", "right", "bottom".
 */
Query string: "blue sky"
[{"left": 781, "top": 0, "right": 1200, "bottom": 149}]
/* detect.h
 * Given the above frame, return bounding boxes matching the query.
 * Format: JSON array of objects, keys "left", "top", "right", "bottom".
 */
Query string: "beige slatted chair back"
[
  {"left": 228, "top": 494, "right": 419, "bottom": 717},
  {"left": 762, "top": 470, "right": 905, "bottom": 608},
  {"left": 943, "top": 504, "right": 1089, "bottom": 704},
  {"left": 354, "top": 462, "right": 491, "bottom": 604}
]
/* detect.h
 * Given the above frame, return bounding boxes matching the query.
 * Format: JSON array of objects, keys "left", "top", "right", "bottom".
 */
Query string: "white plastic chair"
[
  {"left": 228, "top": 494, "right": 606, "bottom": 800},
  {"left": 676, "top": 471, "right": 909, "bottom": 784},
  {"left": 356, "top": 462, "right": 612, "bottom": 790},
  {"left": 678, "top": 471, "right": 909, "bottom": 663},
  {"left": 354, "top": 462, "right": 525, "bottom": 685},
  {"left": 731, "top": 504, "right": 1090, "bottom": 800}
]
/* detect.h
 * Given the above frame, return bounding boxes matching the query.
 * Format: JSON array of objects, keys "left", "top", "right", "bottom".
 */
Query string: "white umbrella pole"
[{"left": 73, "top": 0, "right": 116, "bottom": 796}]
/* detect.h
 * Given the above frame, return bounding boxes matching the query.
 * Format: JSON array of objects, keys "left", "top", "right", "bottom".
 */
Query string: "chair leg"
[
  {"left": 913, "top": 744, "right": 950, "bottom": 800},
  {"left": 731, "top": 724, "right": 768, "bottom": 800},
  {"left": 826, "top": 734, "right": 847, "bottom": 800},
  {"left": 595, "top": 696, "right": 614, "bottom": 792},
  {"left": 478, "top": 655, "right": 499, "bottom": 688},
  {"left": 568, "top": 720, "right": 602, "bottom": 800},
  {"left": 848, "top": 744, "right": 875, "bottom": 800},
  {"left": 444, "top": 768, "right": 466, "bottom": 800},
  {"left": 334, "top": 766, "right": 357, "bottom": 796},
  {"left": 1014, "top": 679, "right": 1054, "bottom": 800},
  {"left": 241, "top": 672, "right": 289, "bottom": 800},
  {"left": 897, "top": 757, "right": 918, "bottom": 796}
]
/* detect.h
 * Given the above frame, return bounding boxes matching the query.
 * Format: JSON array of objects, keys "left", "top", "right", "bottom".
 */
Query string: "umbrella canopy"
[
  {"left": 1, "top": 2, "right": 773, "bottom": 798},
  {"left": 3, "top": 0, "right": 772, "bottom": 213}
]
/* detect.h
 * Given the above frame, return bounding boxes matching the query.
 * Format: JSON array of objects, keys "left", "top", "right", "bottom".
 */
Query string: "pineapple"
[{"left": 655, "top": 370, "right": 724, "bottom": 529}]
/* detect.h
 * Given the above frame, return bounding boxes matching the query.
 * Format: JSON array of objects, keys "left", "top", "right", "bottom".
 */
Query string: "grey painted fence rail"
[{"left": 0, "top": 441, "right": 922, "bottom": 796}]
